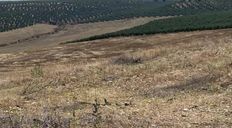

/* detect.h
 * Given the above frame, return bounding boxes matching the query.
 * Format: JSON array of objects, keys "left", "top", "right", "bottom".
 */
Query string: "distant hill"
[{"left": 0, "top": 0, "right": 232, "bottom": 32}]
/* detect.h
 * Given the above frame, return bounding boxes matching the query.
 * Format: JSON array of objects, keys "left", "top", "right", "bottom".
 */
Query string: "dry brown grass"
[
  {"left": 0, "top": 29, "right": 232, "bottom": 127},
  {"left": 0, "top": 24, "right": 57, "bottom": 46}
]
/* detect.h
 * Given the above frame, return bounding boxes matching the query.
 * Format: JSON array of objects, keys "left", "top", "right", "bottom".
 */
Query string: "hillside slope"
[
  {"left": 0, "top": 24, "right": 58, "bottom": 47},
  {"left": 0, "top": 17, "right": 157, "bottom": 53},
  {"left": 0, "top": 29, "right": 232, "bottom": 127}
]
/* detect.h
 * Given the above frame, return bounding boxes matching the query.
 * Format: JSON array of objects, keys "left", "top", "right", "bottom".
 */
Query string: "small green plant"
[{"left": 31, "top": 65, "right": 44, "bottom": 78}]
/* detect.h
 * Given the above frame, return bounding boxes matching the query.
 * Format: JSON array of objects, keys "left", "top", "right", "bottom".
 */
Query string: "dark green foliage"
[{"left": 74, "top": 10, "right": 232, "bottom": 42}]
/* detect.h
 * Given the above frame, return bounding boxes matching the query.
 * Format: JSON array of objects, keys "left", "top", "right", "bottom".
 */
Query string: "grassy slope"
[
  {"left": 0, "top": 17, "right": 155, "bottom": 53},
  {"left": 0, "top": 24, "right": 57, "bottom": 47}
]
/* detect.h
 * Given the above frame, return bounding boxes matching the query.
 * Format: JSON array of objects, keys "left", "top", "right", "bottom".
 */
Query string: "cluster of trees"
[
  {"left": 168, "top": 0, "right": 232, "bottom": 15},
  {"left": 0, "top": 0, "right": 172, "bottom": 32},
  {"left": 172, "top": 0, "right": 232, "bottom": 10},
  {"left": 75, "top": 10, "right": 232, "bottom": 42}
]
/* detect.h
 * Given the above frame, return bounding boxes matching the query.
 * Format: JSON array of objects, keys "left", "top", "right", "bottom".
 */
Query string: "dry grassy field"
[
  {"left": 0, "top": 27, "right": 232, "bottom": 127},
  {"left": 0, "top": 17, "right": 157, "bottom": 53},
  {"left": 0, "top": 24, "right": 58, "bottom": 47}
]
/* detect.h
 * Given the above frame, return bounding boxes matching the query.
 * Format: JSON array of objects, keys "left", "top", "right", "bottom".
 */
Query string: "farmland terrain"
[
  {"left": 0, "top": 28, "right": 232, "bottom": 127},
  {"left": 76, "top": 10, "right": 232, "bottom": 42},
  {"left": 0, "top": 0, "right": 232, "bottom": 127},
  {"left": 0, "top": 17, "right": 156, "bottom": 53},
  {"left": 0, "top": 0, "right": 175, "bottom": 32}
]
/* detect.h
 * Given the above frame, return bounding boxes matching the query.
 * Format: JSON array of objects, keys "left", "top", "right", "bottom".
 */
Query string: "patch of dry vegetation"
[
  {"left": 0, "top": 29, "right": 232, "bottom": 127},
  {"left": 0, "top": 24, "right": 58, "bottom": 47}
]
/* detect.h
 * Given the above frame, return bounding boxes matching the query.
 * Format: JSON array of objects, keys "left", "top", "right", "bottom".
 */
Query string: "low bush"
[{"left": 113, "top": 55, "right": 143, "bottom": 65}]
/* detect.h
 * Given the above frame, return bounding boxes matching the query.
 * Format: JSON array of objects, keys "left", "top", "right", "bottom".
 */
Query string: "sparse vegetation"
[
  {"left": 1, "top": 0, "right": 232, "bottom": 128},
  {"left": 0, "top": 109, "right": 71, "bottom": 128}
]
